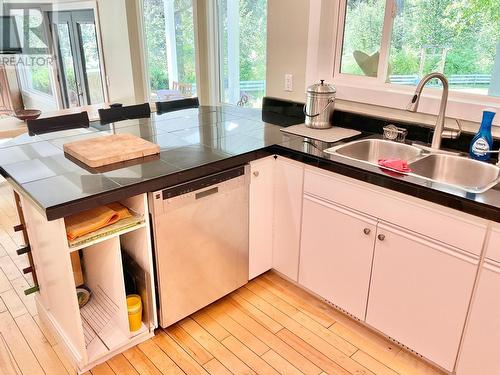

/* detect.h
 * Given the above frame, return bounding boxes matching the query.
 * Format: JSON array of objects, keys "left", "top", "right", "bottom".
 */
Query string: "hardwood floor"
[{"left": 0, "top": 181, "right": 447, "bottom": 375}]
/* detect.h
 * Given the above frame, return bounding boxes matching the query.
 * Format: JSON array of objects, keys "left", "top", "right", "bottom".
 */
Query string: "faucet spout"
[{"left": 406, "top": 72, "right": 449, "bottom": 150}]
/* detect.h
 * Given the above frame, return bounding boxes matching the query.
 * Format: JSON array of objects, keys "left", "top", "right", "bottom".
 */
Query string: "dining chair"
[
  {"left": 155, "top": 97, "right": 200, "bottom": 114},
  {"left": 27, "top": 111, "right": 90, "bottom": 135},
  {"left": 98, "top": 103, "right": 151, "bottom": 124}
]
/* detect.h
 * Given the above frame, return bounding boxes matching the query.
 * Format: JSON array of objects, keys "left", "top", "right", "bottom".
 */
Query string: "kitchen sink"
[
  {"left": 325, "top": 138, "right": 500, "bottom": 193},
  {"left": 325, "top": 139, "right": 424, "bottom": 164},
  {"left": 408, "top": 154, "right": 500, "bottom": 193}
]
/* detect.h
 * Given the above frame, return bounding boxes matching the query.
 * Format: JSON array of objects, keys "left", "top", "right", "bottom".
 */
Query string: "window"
[
  {"left": 217, "top": 0, "right": 267, "bottom": 108},
  {"left": 142, "top": 0, "right": 197, "bottom": 102},
  {"left": 10, "top": 8, "right": 54, "bottom": 96},
  {"left": 337, "top": 0, "right": 500, "bottom": 98}
]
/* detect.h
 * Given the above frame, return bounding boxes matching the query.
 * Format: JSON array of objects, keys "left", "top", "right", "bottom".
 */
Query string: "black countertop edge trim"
[
  {"left": 43, "top": 148, "right": 274, "bottom": 221},
  {"left": 268, "top": 144, "right": 500, "bottom": 222},
  {"left": 13, "top": 141, "right": 499, "bottom": 222}
]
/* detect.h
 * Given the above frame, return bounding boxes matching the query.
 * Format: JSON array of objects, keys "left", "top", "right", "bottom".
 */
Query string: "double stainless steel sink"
[{"left": 325, "top": 139, "right": 500, "bottom": 193}]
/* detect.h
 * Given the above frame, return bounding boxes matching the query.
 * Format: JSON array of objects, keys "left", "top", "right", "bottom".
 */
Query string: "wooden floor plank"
[
  {"left": 203, "top": 358, "right": 232, "bottom": 375},
  {"left": 14, "top": 313, "right": 68, "bottom": 375},
  {"left": 0, "top": 256, "right": 22, "bottom": 281},
  {"left": 205, "top": 302, "right": 270, "bottom": 356},
  {"left": 0, "top": 332, "right": 21, "bottom": 375},
  {"left": 165, "top": 324, "right": 214, "bottom": 365},
  {"left": 0, "top": 268, "right": 11, "bottom": 293},
  {"left": 221, "top": 335, "right": 280, "bottom": 375},
  {"left": 90, "top": 362, "right": 116, "bottom": 375},
  {"left": 248, "top": 279, "right": 357, "bottom": 356},
  {"left": 0, "top": 289, "right": 27, "bottom": 318},
  {"left": 10, "top": 277, "right": 37, "bottom": 316},
  {"left": 237, "top": 287, "right": 375, "bottom": 375},
  {"left": 0, "top": 311, "right": 44, "bottom": 375},
  {"left": 122, "top": 346, "right": 163, "bottom": 375},
  {"left": 107, "top": 354, "right": 140, "bottom": 374},
  {"left": 261, "top": 349, "right": 304, "bottom": 375},
  {"left": 137, "top": 336, "right": 185, "bottom": 375},
  {"left": 152, "top": 330, "right": 208, "bottom": 375},
  {"left": 229, "top": 293, "right": 283, "bottom": 334},
  {"left": 219, "top": 298, "right": 322, "bottom": 375},
  {"left": 263, "top": 272, "right": 337, "bottom": 327},
  {"left": 276, "top": 329, "right": 351, "bottom": 375},
  {"left": 191, "top": 310, "right": 231, "bottom": 341},
  {"left": 352, "top": 351, "right": 399, "bottom": 375},
  {"left": 179, "top": 317, "right": 255, "bottom": 374}
]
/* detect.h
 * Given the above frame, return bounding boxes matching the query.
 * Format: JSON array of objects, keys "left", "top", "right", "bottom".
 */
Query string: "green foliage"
[
  {"left": 143, "top": 0, "right": 267, "bottom": 97},
  {"left": 342, "top": 0, "right": 499, "bottom": 85},
  {"left": 30, "top": 66, "right": 52, "bottom": 94}
]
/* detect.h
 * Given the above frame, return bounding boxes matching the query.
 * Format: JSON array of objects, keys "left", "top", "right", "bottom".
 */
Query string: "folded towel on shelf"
[
  {"left": 378, "top": 158, "right": 412, "bottom": 173},
  {"left": 65, "top": 203, "right": 132, "bottom": 241}
]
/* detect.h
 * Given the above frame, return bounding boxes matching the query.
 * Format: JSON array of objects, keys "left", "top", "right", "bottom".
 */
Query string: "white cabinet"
[
  {"left": 456, "top": 227, "right": 500, "bottom": 375},
  {"left": 249, "top": 156, "right": 275, "bottom": 279},
  {"left": 299, "top": 195, "right": 377, "bottom": 320},
  {"left": 21, "top": 193, "right": 157, "bottom": 373},
  {"left": 366, "top": 222, "right": 478, "bottom": 371},
  {"left": 273, "top": 157, "right": 304, "bottom": 281}
]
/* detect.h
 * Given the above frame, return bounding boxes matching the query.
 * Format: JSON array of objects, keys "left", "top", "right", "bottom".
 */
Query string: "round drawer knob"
[
  {"left": 363, "top": 228, "right": 371, "bottom": 235},
  {"left": 253, "top": 171, "right": 259, "bottom": 177},
  {"left": 378, "top": 234, "right": 386, "bottom": 241}
]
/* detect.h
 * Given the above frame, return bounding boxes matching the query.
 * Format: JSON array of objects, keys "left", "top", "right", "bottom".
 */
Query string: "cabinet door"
[
  {"left": 457, "top": 260, "right": 500, "bottom": 375},
  {"left": 249, "top": 156, "right": 275, "bottom": 279},
  {"left": 273, "top": 157, "right": 304, "bottom": 281},
  {"left": 366, "top": 222, "right": 478, "bottom": 371},
  {"left": 299, "top": 195, "right": 377, "bottom": 320}
]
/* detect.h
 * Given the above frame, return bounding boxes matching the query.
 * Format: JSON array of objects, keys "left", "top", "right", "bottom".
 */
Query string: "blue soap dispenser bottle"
[{"left": 470, "top": 109, "right": 496, "bottom": 161}]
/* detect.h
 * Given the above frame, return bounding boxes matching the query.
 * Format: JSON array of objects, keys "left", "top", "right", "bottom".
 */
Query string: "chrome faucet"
[{"left": 406, "top": 72, "right": 460, "bottom": 150}]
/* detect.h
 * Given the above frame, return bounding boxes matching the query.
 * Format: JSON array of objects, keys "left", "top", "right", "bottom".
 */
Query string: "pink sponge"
[{"left": 378, "top": 159, "right": 412, "bottom": 173}]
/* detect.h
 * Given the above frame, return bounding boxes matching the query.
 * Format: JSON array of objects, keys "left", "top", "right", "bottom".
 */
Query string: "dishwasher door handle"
[{"left": 195, "top": 187, "right": 219, "bottom": 199}]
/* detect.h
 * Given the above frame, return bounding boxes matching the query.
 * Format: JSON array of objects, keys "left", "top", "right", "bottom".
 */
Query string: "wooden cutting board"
[{"left": 63, "top": 134, "right": 160, "bottom": 168}]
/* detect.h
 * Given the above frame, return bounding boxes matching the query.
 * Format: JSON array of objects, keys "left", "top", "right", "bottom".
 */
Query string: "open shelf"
[{"left": 68, "top": 213, "right": 145, "bottom": 251}]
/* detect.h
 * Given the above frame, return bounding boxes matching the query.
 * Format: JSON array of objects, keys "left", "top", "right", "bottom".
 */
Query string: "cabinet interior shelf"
[{"left": 68, "top": 214, "right": 146, "bottom": 251}]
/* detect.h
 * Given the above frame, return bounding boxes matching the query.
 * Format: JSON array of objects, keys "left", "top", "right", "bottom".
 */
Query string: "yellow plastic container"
[{"left": 126, "top": 294, "right": 142, "bottom": 332}]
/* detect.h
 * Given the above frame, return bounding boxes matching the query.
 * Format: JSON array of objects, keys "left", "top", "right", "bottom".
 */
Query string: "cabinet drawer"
[{"left": 304, "top": 167, "right": 487, "bottom": 255}]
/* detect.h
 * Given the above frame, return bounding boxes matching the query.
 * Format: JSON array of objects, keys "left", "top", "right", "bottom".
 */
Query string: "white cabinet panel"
[
  {"left": 366, "top": 222, "right": 478, "bottom": 371},
  {"left": 485, "top": 223, "right": 500, "bottom": 263},
  {"left": 303, "top": 168, "right": 487, "bottom": 256},
  {"left": 249, "top": 156, "right": 275, "bottom": 279},
  {"left": 457, "top": 260, "right": 500, "bottom": 375},
  {"left": 273, "top": 157, "right": 304, "bottom": 281},
  {"left": 299, "top": 195, "right": 377, "bottom": 320}
]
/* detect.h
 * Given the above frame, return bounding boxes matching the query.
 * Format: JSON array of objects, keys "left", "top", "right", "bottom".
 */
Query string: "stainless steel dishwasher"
[{"left": 150, "top": 166, "right": 249, "bottom": 327}]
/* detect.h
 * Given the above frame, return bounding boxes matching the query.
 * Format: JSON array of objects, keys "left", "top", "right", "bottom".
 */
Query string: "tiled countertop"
[{"left": 0, "top": 106, "right": 498, "bottom": 222}]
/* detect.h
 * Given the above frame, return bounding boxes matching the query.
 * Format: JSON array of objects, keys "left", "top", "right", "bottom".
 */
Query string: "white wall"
[
  {"left": 266, "top": 0, "right": 310, "bottom": 102},
  {"left": 97, "top": 0, "right": 143, "bottom": 104}
]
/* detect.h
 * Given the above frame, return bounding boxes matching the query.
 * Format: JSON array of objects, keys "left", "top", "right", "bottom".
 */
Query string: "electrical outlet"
[{"left": 285, "top": 74, "right": 293, "bottom": 92}]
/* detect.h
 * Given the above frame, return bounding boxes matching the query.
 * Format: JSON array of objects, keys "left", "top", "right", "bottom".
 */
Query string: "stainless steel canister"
[{"left": 304, "top": 80, "right": 336, "bottom": 129}]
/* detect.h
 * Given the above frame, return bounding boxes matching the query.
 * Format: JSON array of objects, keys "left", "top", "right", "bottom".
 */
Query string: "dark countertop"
[{"left": 0, "top": 105, "right": 499, "bottom": 222}]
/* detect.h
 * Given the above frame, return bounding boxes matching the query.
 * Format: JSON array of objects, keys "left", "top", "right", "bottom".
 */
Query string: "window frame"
[{"left": 322, "top": 0, "right": 500, "bottom": 125}]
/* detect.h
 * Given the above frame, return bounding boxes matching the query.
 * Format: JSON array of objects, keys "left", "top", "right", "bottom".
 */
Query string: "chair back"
[
  {"left": 155, "top": 97, "right": 200, "bottom": 114},
  {"left": 98, "top": 103, "right": 151, "bottom": 124},
  {"left": 27, "top": 112, "right": 90, "bottom": 135}
]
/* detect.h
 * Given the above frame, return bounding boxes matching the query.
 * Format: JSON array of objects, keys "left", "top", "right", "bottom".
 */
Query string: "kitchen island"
[{"left": 0, "top": 104, "right": 499, "bottom": 374}]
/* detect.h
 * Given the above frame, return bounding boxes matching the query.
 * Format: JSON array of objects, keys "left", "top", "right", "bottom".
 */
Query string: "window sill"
[{"left": 333, "top": 80, "right": 500, "bottom": 127}]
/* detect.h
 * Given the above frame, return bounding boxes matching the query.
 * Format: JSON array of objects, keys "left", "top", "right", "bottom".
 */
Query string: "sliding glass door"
[
  {"left": 217, "top": 0, "right": 267, "bottom": 107},
  {"left": 48, "top": 10, "right": 105, "bottom": 108},
  {"left": 142, "top": 0, "right": 197, "bottom": 102}
]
